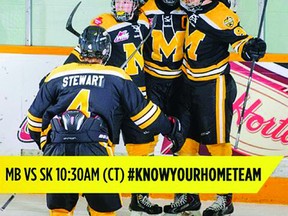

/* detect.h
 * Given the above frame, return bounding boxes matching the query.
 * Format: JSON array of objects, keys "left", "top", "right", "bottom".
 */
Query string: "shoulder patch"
[
  {"left": 90, "top": 13, "right": 117, "bottom": 29},
  {"left": 92, "top": 17, "right": 103, "bottom": 26},
  {"left": 204, "top": 2, "right": 239, "bottom": 30},
  {"left": 224, "top": 16, "right": 234, "bottom": 28}
]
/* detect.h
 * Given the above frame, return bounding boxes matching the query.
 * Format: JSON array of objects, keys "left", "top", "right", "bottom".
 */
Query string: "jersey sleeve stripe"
[
  {"left": 27, "top": 111, "right": 42, "bottom": 122},
  {"left": 137, "top": 106, "right": 161, "bottom": 129},
  {"left": 130, "top": 101, "right": 154, "bottom": 122},
  {"left": 27, "top": 118, "right": 42, "bottom": 127},
  {"left": 27, "top": 112, "right": 42, "bottom": 132},
  {"left": 133, "top": 103, "right": 158, "bottom": 126},
  {"left": 27, "top": 124, "right": 42, "bottom": 132}
]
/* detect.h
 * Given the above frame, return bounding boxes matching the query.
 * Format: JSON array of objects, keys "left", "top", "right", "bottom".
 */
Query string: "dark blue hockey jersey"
[{"left": 27, "top": 62, "right": 172, "bottom": 149}]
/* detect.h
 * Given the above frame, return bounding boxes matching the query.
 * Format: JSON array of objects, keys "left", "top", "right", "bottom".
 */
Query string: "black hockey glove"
[
  {"left": 241, "top": 37, "right": 266, "bottom": 62},
  {"left": 166, "top": 116, "right": 185, "bottom": 153}
]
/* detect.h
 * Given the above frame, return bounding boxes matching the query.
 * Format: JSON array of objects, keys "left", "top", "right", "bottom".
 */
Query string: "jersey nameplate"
[{"left": 62, "top": 75, "right": 105, "bottom": 88}]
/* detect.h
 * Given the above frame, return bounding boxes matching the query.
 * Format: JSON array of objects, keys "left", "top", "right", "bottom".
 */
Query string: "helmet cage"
[
  {"left": 180, "top": 0, "right": 204, "bottom": 11},
  {"left": 162, "top": 0, "right": 179, "bottom": 7},
  {"left": 111, "top": 0, "right": 139, "bottom": 22}
]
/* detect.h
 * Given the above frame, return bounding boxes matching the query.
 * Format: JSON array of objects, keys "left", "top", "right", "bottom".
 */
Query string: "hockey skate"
[
  {"left": 163, "top": 194, "right": 201, "bottom": 216},
  {"left": 129, "top": 193, "right": 162, "bottom": 215},
  {"left": 202, "top": 194, "right": 234, "bottom": 216}
]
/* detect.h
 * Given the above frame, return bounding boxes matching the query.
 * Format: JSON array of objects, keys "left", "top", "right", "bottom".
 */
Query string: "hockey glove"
[
  {"left": 166, "top": 116, "right": 185, "bottom": 153},
  {"left": 241, "top": 37, "right": 266, "bottom": 61}
]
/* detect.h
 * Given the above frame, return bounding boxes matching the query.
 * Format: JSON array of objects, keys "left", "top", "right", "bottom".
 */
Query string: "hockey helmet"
[
  {"left": 180, "top": 0, "right": 205, "bottom": 11},
  {"left": 111, "top": 0, "right": 139, "bottom": 22},
  {"left": 161, "top": 0, "right": 179, "bottom": 7},
  {"left": 79, "top": 26, "right": 111, "bottom": 64}
]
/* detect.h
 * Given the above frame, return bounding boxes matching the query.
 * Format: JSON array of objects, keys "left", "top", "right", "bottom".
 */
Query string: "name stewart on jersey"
[{"left": 62, "top": 74, "right": 105, "bottom": 88}]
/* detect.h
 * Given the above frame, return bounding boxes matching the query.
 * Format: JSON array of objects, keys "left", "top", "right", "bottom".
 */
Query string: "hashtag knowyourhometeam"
[{"left": 127, "top": 167, "right": 261, "bottom": 181}]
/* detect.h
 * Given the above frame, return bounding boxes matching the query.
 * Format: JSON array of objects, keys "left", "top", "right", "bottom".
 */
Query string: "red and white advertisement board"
[{"left": 230, "top": 61, "right": 288, "bottom": 156}]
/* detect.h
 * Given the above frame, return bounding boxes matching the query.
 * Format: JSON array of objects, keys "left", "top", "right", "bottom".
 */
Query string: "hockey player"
[
  {"left": 65, "top": 1, "right": 164, "bottom": 214},
  {"left": 27, "top": 25, "right": 184, "bottom": 216},
  {"left": 126, "top": 1, "right": 187, "bottom": 215},
  {"left": 163, "top": 0, "right": 266, "bottom": 215},
  {"left": 141, "top": 0, "right": 186, "bottom": 127}
]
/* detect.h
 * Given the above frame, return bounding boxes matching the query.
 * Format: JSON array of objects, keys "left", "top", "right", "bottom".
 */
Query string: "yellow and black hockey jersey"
[
  {"left": 182, "top": 1, "right": 252, "bottom": 81},
  {"left": 27, "top": 63, "right": 172, "bottom": 149},
  {"left": 65, "top": 13, "right": 150, "bottom": 96},
  {"left": 142, "top": 0, "right": 187, "bottom": 79}
]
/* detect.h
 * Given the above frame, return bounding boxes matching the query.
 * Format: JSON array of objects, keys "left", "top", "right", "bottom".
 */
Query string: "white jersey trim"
[
  {"left": 199, "top": 14, "right": 221, "bottom": 30},
  {"left": 183, "top": 59, "right": 228, "bottom": 78},
  {"left": 134, "top": 103, "right": 158, "bottom": 126},
  {"left": 28, "top": 118, "right": 42, "bottom": 128},
  {"left": 145, "top": 64, "right": 182, "bottom": 76}
]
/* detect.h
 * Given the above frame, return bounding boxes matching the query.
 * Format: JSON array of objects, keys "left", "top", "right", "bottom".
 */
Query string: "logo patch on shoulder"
[
  {"left": 93, "top": 17, "right": 103, "bottom": 26},
  {"left": 224, "top": 16, "right": 234, "bottom": 28},
  {"left": 114, "top": 30, "right": 129, "bottom": 43}
]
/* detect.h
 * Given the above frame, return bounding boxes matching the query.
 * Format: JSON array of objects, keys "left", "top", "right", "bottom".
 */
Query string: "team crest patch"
[
  {"left": 224, "top": 16, "right": 234, "bottom": 28},
  {"left": 93, "top": 17, "right": 103, "bottom": 26},
  {"left": 114, "top": 30, "right": 129, "bottom": 43}
]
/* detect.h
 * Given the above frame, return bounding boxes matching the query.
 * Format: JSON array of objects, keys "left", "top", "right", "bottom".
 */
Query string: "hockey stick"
[
  {"left": 234, "top": 0, "right": 268, "bottom": 149},
  {"left": 120, "top": 15, "right": 157, "bottom": 69},
  {"left": 66, "top": 1, "right": 82, "bottom": 37},
  {"left": 0, "top": 194, "right": 16, "bottom": 211}
]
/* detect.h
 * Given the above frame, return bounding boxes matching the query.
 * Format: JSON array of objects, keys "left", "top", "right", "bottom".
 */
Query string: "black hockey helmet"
[{"left": 79, "top": 26, "right": 111, "bottom": 64}]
